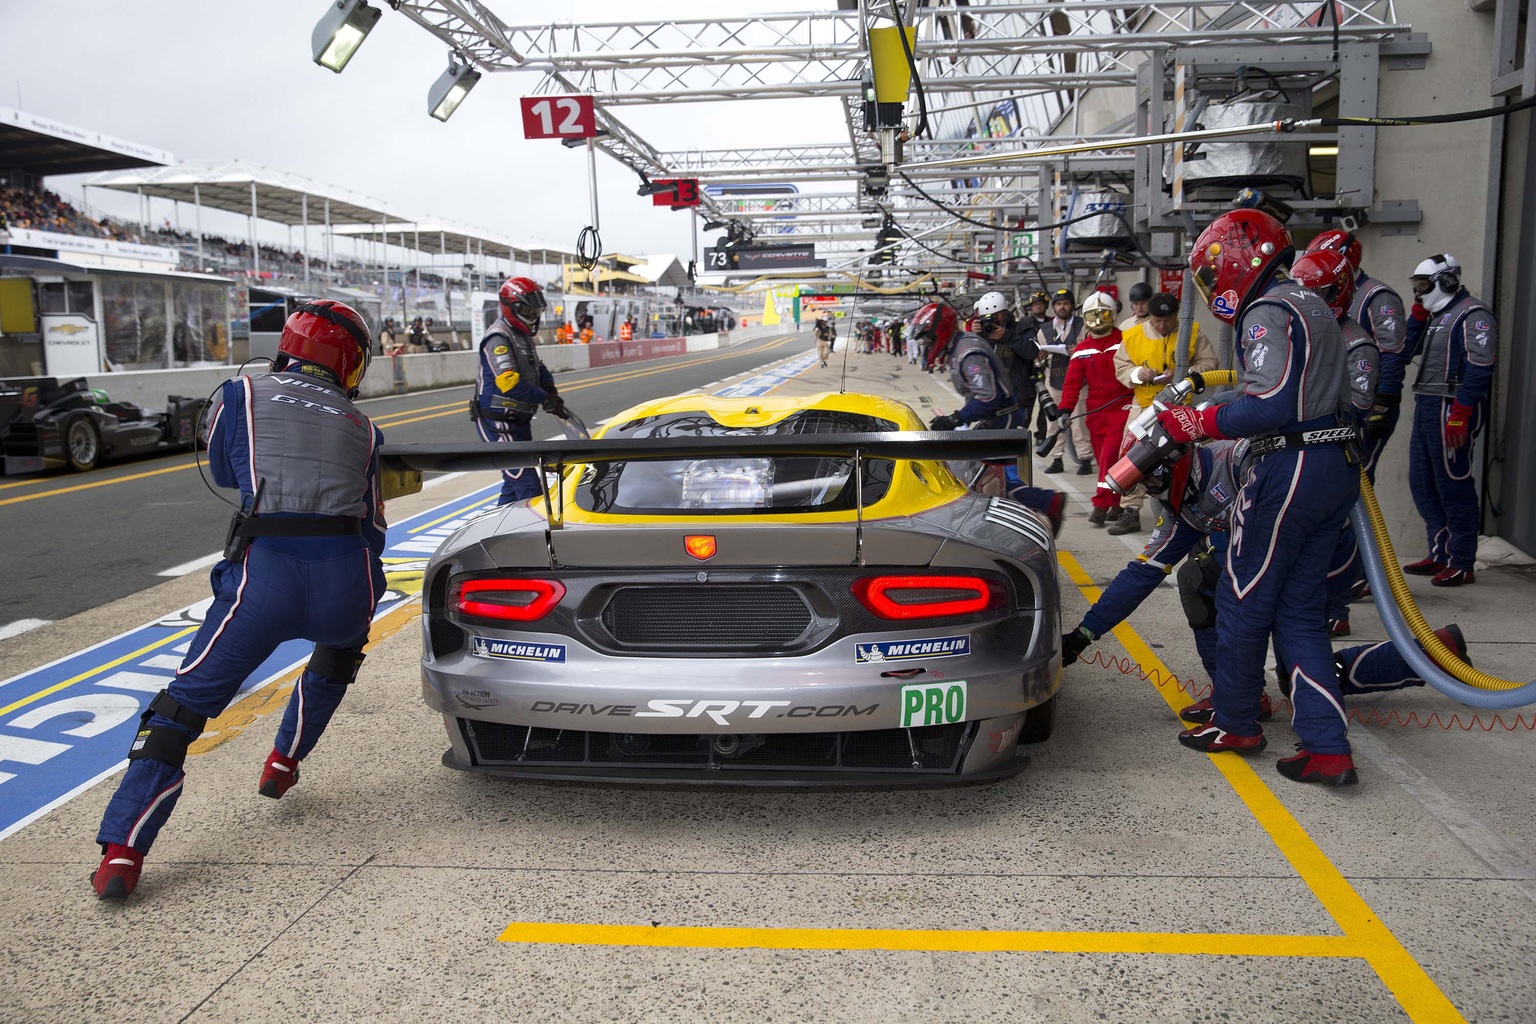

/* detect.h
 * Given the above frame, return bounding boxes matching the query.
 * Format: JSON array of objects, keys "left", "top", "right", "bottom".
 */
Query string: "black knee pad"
[
  {"left": 127, "top": 690, "right": 208, "bottom": 769},
  {"left": 308, "top": 644, "right": 366, "bottom": 685},
  {"left": 1177, "top": 555, "right": 1219, "bottom": 631}
]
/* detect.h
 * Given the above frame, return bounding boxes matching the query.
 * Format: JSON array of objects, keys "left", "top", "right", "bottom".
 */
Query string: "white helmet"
[
  {"left": 1081, "top": 290, "right": 1117, "bottom": 334},
  {"left": 1411, "top": 254, "right": 1462, "bottom": 314},
  {"left": 973, "top": 291, "right": 1009, "bottom": 317}
]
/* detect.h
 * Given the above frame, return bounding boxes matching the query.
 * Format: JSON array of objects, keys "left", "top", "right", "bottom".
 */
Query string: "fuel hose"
[{"left": 1354, "top": 472, "right": 1536, "bottom": 708}]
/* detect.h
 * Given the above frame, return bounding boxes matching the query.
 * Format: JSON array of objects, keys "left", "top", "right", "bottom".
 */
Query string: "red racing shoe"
[
  {"left": 1178, "top": 692, "right": 1273, "bottom": 725},
  {"left": 1045, "top": 491, "right": 1066, "bottom": 538},
  {"left": 258, "top": 749, "right": 301, "bottom": 800},
  {"left": 91, "top": 843, "right": 143, "bottom": 900},
  {"left": 1276, "top": 748, "right": 1359, "bottom": 786},
  {"left": 1327, "top": 618, "right": 1350, "bottom": 637},
  {"left": 1402, "top": 557, "right": 1445, "bottom": 577},
  {"left": 1177, "top": 723, "right": 1267, "bottom": 755},
  {"left": 1430, "top": 568, "right": 1474, "bottom": 588}
]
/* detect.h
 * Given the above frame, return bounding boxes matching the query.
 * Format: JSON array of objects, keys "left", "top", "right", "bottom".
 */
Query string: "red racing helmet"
[
  {"left": 1305, "top": 228, "right": 1362, "bottom": 274},
  {"left": 1289, "top": 249, "right": 1357, "bottom": 320},
  {"left": 1188, "top": 209, "right": 1293, "bottom": 323},
  {"left": 910, "top": 302, "right": 958, "bottom": 362},
  {"left": 276, "top": 299, "right": 372, "bottom": 398},
  {"left": 499, "top": 276, "right": 548, "bottom": 333}
]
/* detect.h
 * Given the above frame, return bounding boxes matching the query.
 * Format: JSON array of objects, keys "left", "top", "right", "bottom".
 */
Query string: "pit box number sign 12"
[{"left": 520, "top": 95, "right": 596, "bottom": 139}]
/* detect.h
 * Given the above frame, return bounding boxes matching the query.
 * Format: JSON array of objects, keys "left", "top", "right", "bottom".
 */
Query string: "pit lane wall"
[{"left": 77, "top": 324, "right": 790, "bottom": 409}]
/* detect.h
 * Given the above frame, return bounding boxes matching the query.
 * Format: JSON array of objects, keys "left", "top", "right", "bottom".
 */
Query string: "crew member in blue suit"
[
  {"left": 93, "top": 300, "right": 387, "bottom": 899},
  {"left": 474, "top": 276, "right": 566, "bottom": 505},
  {"left": 1156, "top": 209, "right": 1361, "bottom": 786},
  {"left": 1378, "top": 254, "right": 1496, "bottom": 588},
  {"left": 914, "top": 301, "right": 1065, "bottom": 535}
]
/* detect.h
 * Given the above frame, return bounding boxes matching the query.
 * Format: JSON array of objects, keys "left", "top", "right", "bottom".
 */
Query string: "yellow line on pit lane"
[
  {"left": 0, "top": 461, "right": 200, "bottom": 505},
  {"left": 498, "top": 922, "right": 1356, "bottom": 957},
  {"left": 407, "top": 495, "right": 496, "bottom": 535},
  {"left": 1054, "top": 550, "right": 1466, "bottom": 1024},
  {"left": 0, "top": 626, "right": 200, "bottom": 718}
]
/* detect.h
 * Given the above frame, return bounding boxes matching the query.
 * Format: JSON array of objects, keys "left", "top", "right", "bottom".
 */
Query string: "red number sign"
[
  {"left": 650, "top": 179, "right": 701, "bottom": 208},
  {"left": 519, "top": 96, "right": 596, "bottom": 139}
]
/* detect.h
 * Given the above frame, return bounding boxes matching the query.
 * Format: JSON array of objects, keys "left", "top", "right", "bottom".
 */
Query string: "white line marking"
[
  {"left": 0, "top": 619, "right": 51, "bottom": 642},
  {"left": 1348, "top": 730, "right": 1536, "bottom": 905},
  {"left": 157, "top": 552, "right": 221, "bottom": 578}
]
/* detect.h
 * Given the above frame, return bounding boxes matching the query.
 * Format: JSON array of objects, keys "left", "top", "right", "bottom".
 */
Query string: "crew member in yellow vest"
[
  {"left": 619, "top": 318, "right": 634, "bottom": 342},
  {"left": 1108, "top": 291, "right": 1218, "bottom": 534}
]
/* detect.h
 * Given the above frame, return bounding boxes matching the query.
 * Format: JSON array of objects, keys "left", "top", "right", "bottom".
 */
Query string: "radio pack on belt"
[{"left": 224, "top": 480, "right": 362, "bottom": 561}]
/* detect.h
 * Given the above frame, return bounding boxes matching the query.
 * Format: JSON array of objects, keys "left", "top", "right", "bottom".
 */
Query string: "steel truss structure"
[{"left": 392, "top": 1, "right": 1413, "bottom": 289}]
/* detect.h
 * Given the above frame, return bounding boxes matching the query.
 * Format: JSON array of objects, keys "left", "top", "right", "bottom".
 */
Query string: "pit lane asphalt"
[
  {"left": 0, "top": 332, "right": 809, "bottom": 628},
  {"left": 3, "top": 341, "right": 1533, "bottom": 1023}
]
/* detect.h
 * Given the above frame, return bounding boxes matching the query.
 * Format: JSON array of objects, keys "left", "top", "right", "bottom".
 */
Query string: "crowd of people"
[{"left": 0, "top": 184, "right": 125, "bottom": 238}]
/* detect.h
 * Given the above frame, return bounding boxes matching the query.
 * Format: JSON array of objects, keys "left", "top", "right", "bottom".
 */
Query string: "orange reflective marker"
[{"left": 685, "top": 535, "right": 716, "bottom": 560}]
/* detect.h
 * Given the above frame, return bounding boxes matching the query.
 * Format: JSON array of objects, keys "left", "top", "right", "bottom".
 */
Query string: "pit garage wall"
[{"left": 1495, "top": 106, "right": 1536, "bottom": 556}]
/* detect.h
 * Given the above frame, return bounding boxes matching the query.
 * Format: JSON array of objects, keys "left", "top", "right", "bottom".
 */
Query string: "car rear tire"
[
  {"left": 66, "top": 417, "right": 101, "bottom": 472},
  {"left": 1019, "top": 693, "right": 1056, "bottom": 744}
]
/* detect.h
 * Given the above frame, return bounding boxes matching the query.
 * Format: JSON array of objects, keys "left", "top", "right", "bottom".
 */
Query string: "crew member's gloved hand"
[
  {"left": 1363, "top": 392, "right": 1399, "bottom": 439},
  {"left": 1443, "top": 401, "right": 1473, "bottom": 448},
  {"left": 1410, "top": 301, "right": 1429, "bottom": 322},
  {"left": 1062, "top": 626, "right": 1095, "bottom": 667},
  {"left": 1059, "top": 405, "right": 1077, "bottom": 419},
  {"left": 928, "top": 413, "right": 960, "bottom": 431},
  {"left": 543, "top": 396, "right": 570, "bottom": 418},
  {"left": 1156, "top": 404, "right": 1224, "bottom": 445}
]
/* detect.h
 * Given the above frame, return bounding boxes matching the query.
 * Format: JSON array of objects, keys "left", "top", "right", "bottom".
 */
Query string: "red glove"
[
  {"left": 1157, "top": 405, "right": 1225, "bottom": 445},
  {"left": 1443, "top": 402, "right": 1473, "bottom": 449},
  {"left": 1410, "top": 301, "right": 1429, "bottom": 322}
]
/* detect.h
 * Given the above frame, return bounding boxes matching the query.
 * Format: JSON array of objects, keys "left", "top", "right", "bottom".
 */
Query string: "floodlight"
[
  {"left": 429, "top": 57, "right": 481, "bottom": 121},
  {"left": 312, "top": 0, "right": 381, "bottom": 73}
]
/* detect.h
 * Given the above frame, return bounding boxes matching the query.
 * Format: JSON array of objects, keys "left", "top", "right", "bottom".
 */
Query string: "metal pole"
[
  {"left": 250, "top": 181, "right": 260, "bottom": 278},
  {"left": 414, "top": 225, "right": 422, "bottom": 305},
  {"left": 302, "top": 194, "right": 310, "bottom": 291},
  {"left": 586, "top": 138, "right": 600, "bottom": 231},
  {"left": 323, "top": 198, "right": 332, "bottom": 288},
  {"left": 194, "top": 183, "right": 204, "bottom": 270}
]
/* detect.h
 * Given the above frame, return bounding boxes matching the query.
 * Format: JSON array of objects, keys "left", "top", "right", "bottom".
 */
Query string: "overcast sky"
[{"left": 0, "top": 0, "right": 847, "bottom": 272}]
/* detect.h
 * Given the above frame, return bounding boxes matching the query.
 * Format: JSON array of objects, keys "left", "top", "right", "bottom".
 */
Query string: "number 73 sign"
[{"left": 519, "top": 95, "right": 597, "bottom": 139}]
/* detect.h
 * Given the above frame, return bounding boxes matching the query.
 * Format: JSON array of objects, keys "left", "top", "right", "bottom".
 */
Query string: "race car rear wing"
[
  {"left": 378, "top": 430, "right": 1031, "bottom": 500},
  {"left": 378, "top": 430, "right": 1034, "bottom": 568}
]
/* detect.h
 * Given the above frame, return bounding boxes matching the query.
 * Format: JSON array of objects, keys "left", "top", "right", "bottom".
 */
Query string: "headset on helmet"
[
  {"left": 1081, "top": 291, "right": 1117, "bottom": 335},
  {"left": 275, "top": 300, "right": 372, "bottom": 399},
  {"left": 1410, "top": 253, "right": 1462, "bottom": 314},
  {"left": 1188, "top": 209, "right": 1293, "bottom": 323},
  {"left": 1289, "top": 250, "right": 1357, "bottom": 320},
  {"left": 1028, "top": 290, "right": 1050, "bottom": 307},
  {"left": 1305, "top": 228, "right": 1362, "bottom": 274},
  {"left": 498, "top": 276, "right": 548, "bottom": 332}
]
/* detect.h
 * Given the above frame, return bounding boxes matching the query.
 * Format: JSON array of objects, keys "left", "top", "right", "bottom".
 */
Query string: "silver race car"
[{"left": 380, "top": 390, "right": 1061, "bottom": 785}]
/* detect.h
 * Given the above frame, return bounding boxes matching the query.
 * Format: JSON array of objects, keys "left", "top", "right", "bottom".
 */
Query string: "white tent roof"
[
  {"left": 88, "top": 159, "right": 400, "bottom": 227},
  {"left": 330, "top": 221, "right": 578, "bottom": 264}
]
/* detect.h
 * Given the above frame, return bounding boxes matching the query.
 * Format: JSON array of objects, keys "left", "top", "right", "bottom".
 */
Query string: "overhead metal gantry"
[{"left": 389, "top": 1, "right": 1413, "bottom": 290}]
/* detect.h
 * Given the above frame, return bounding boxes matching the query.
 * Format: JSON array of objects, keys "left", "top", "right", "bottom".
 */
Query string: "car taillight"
[
  {"left": 852, "top": 575, "right": 1004, "bottom": 620},
  {"left": 452, "top": 578, "right": 565, "bottom": 622}
]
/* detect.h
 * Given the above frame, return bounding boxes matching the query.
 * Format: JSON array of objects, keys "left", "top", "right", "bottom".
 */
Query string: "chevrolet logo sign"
[{"left": 47, "top": 323, "right": 90, "bottom": 335}]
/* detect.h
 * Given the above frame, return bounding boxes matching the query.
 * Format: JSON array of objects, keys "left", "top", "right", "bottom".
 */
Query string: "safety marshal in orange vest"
[{"left": 619, "top": 318, "right": 635, "bottom": 342}]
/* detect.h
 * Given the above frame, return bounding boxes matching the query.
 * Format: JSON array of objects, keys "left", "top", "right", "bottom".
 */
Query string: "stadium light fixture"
[
  {"left": 428, "top": 56, "right": 481, "bottom": 121},
  {"left": 312, "top": 0, "right": 382, "bottom": 73}
]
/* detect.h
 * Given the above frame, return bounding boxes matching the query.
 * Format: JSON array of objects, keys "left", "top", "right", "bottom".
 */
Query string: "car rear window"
[{"left": 574, "top": 410, "right": 899, "bottom": 515}]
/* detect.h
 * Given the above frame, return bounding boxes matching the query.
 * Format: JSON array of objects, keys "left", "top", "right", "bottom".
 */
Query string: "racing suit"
[
  {"left": 1350, "top": 273, "right": 1408, "bottom": 480},
  {"left": 995, "top": 317, "right": 1041, "bottom": 427},
  {"left": 1323, "top": 314, "right": 1381, "bottom": 626},
  {"left": 97, "top": 363, "right": 387, "bottom": 855},
  {"left": 1073, "top": 440, "right": 1434, "bottom": 696},
  {"left": 1058, "top": 328, "right": 1134, "bottom": 511},
  {"left": 1209, "top": 277, "right": 1357, "bottom": 754},
  {"left": 1035, "top": 315, "right": 1094, "bottom": 463},
  {"left": 947, "top": 331, "right": 1057, "bottom": 517},
  {"left": 1379, "top": 291, "right": 1496, "bottom": 572},
  {"left": 474, "top": 315, "right": 557, "bottom": 505}
]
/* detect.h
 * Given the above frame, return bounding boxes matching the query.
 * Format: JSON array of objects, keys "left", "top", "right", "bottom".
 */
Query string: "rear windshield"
[{"left": 573, "top": 410, "right": 899, "bottom": 515}]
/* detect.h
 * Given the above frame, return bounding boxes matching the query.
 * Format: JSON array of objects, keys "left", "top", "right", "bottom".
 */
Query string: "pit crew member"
[
  {"left": 473, "top": 277, "right": 565, "bottom": 505},
  {"left": 1058, "top": 291, "right": 1134, "bottom": 522}
]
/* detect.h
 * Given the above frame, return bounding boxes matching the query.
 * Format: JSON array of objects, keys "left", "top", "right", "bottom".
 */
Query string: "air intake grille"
[{"left": 600, "top": 585, "right": 812, "bottom": 648}]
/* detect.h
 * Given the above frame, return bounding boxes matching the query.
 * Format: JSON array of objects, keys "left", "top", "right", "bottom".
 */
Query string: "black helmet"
[
  {"left": 1128, "top": 281, "right": 1153, "bottom": 303},
  {"left": 1051, "top": 288, "right": 1075, "bottom": 307}
]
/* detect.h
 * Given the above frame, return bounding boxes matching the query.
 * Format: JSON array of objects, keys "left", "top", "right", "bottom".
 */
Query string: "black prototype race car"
[{"left": 0, "top": 376, "right": 207, "bottom": 475}]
